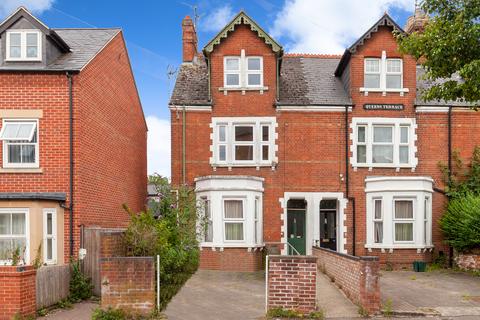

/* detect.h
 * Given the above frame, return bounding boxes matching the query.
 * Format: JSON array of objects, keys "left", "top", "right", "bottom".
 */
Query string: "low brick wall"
[
  {"left": 200, "top": 247, "right": 263, "bottom": 271},
  {"left": 100, "top": 257, "right": 155, "bottom": 315},
  {"left": 312, "top": 247, "right": 380, "bottom": 314},
  {"left": 456, "top": 253, "right": 480, "bottom": 271},
  {"left": 267, "top": 255, "right": 317, "bottom": 314},
  {"left": 0, "top": 266, "right": 36, "bottom": 320}
]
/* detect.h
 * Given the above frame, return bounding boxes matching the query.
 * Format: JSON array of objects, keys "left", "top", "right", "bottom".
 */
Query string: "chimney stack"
[
  {"left": 182, "top": 16, "right": 198, "bottom": 62},
  {"left": 405, "top": 6, "right": 429, "bottom": 34}
]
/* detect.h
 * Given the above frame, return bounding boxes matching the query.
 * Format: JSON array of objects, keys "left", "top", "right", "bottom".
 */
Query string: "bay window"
[
  {"left": 365, "top": 176, "right": 433, "bottom": 250},
  {"left": 224, "top": 199, "right": 244, "bottom": 241},
  {"left": 211, "top": 117, "right": 276, "bottom": 167},
  {"left": 0, "top": 119, "right": 39, "bottom": 168},
  {"left": 351, "top": 118, "right": 417, "bottom": 169},
  {"left": 0, "top": 209, "right": 28, "bottom": 264}
]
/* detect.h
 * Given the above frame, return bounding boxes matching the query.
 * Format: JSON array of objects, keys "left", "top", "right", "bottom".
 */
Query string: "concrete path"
[
  {"left": 165, "top": 270, "right": 265, "bottom": 320},
  {"left": 38, "top": 300, "right": 98, "bottom": 320},
  {"left": 380, "top": 270, "right": 480, "bottom": 318},
  {"left": 316, "top": 273, "right": 359, "bottom": 318}
]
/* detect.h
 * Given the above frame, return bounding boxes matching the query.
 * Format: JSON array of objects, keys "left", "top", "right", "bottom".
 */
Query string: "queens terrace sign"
[{"left": 363, "top": 104, "right": 404, "bottom": 111}]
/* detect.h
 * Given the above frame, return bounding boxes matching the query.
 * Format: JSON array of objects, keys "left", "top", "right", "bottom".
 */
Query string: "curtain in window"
[
  {"left": 0, "top": 213, "right": 27, "bottom": 261},
  {"left": 395, "top": 223, "right": 413, "bottom": 241},
  {"left": 225, "top": 223, "right": 243, "bottom": 240},
  {"left": 374, "top": 222, "right": 383, "bottom": 243},
  {"left": 225, "top": 200, "right": 243, "bottom": 219},
  {"left": 395, "top": 201, "right": 413, "bottom": 219}
]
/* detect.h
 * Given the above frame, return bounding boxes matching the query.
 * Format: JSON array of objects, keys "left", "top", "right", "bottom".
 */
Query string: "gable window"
[
  {"left": 211, "top": 117, "right": 276, "bottom": 168},
  {"left": 351, "top": 118, "right": 417, "bottom": 169},
  {"left": 0, "top": 120, "right": 39, "bottom": 168},
  {"left": 43, "top": 209, "right": 57, "bottom": 264},
  {"left": 361, "top": 51, "right": 407, "bottom": 95},
  {"left": 0, "top": 209, "right": 28, "bottom": 264},
  {"left": 6, "top": 30, "right": 41, "bottom": 61},
  {"left": 224, "top": 199, "right": 244, "bottom": 241},
  {"left": 223, "top": 51, "right": 264, "bottom": 89}
]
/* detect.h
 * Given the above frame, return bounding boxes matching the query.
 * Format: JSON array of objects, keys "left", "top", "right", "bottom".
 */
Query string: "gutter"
[{"left": 345, "top": 104, "right": 356, "bottom": 256}]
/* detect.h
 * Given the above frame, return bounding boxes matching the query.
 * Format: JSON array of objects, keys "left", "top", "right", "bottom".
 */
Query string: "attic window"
[
  {"left": 221, "top": 49, "right": 267, "bottom": 94},
  {"left": 6, "top": 30, "right": 41, "bottom": 61}
]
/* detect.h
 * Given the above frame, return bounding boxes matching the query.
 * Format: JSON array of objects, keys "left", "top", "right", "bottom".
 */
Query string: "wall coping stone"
[
  {"left": 269, "top": 255, "right": 318, "bottom": 262},
  {"left": 313, "top": 246, "right": 378, "bottom": 261}
]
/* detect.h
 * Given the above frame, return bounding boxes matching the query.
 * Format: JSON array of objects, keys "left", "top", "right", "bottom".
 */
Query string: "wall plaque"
[{"left": 363, "top": 104, "right": 404, "bottom": 110}]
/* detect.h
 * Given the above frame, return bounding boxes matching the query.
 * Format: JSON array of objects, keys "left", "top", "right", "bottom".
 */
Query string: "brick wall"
[
  {"left": 99, "top": 229, "right": 127, "bottom": 258},
  {"left": 267, "top": 255, "right": 317, "bottom": 314},
  {"left": 455, "top": 253, "right": 480, "bottom": 271},
  {"left": 100, "top": 257, "right": 155, "bottom": 316},
  {"left": 312, "top": 247, "right": 380, "bottom": 314},
  {"left": 0, "top": 266, "right": 36, "bottom": 320},
  {"left": 199, "top": 247, "right": 263, "bottom": 271}
]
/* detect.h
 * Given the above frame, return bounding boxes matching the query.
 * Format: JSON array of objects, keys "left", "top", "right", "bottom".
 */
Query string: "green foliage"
[
  {"left": 383, "top": 298, "right": 393, "bottom": 317},
  {"left": 92, "top": 308, "right": 166, "bottom": 320},
  {"left": 396, "top": 0, "right": 480, "bottom": 103},
  {"left": 440, "top": 193, "right": 480, "bottom": 252},
  {"left": 57, "top": 298, "right": 73, "bottom": 309},
  {"left": 357, "top": 305, "right": 369, "bottom": 318},
  {"left": 123, "top": 174, "right": 200, "bottom": 311},
  {"left": 32, "top": 244, "right": 43, "bottom": 270},
  {"left": 267, "top": 308, "right": 324, "bottom": 319},
  {"left": 11, "top": 247, "right": 21, "bottom": 266},
  {"left": 440, "top": 147, "right": 480, "bottom": 198},
  {"left": 69, "top": 259, "right": 93, "bottom": 302},
  {"left": 37, "top": 307, "right": 48, "bottom": 317}
]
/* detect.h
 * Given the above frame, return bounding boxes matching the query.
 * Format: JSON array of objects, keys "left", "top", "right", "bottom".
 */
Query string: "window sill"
[
  {"left": 365, "top": 244, "right": 434, "bottom": 251},
  {"left": 211, "top": 163, "right": 276, "bottom": 171},
  {"left": 0, "top": 167, "right": 43, "bottom": 174},
  {"left": 200, "top": 243, "right": 264, "bottom": 249},
  {"left": 219, "top": 86, "right": 269, "bottom": 95},
  {"left": 359, "top": 87, "right": 409, "bottom": 97},
  {"left": 352, "top": 164, "right": 416, "bottom": 172},
  {"left": 5, "top": 58, "right": 42, "bottom": 62}
]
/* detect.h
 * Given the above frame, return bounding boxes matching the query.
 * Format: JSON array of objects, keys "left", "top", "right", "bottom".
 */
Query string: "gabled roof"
[
  {"left": 335, "top": 13, "right": 405, "bottom": 76},
  {"left": 203, "top": 11, "right": 283, "bottom": 55},
  {"left": 0, "top": 6, "right": 70, "bottom": 52}
]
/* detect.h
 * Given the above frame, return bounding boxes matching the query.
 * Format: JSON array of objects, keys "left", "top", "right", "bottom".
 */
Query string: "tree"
[{"left": 397, "top": 0, "right": 480, "bottom": 104}]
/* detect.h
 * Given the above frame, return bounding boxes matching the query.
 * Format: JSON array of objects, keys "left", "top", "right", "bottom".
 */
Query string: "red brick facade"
[
  {"left": 199, "top": 248, "right": 263, "bottom": 272},
  {"left": 267, "top": 256, "right": 317, "bottom": 314},
  {"left": 0, "top": 266, "right": 36, "bottom": 320},
  {"left": 171, "top": 13, "right": 480, "bottom": 270},
  {"left": 312, "top": 247, "right": 380, "bottom": 313},
  {"left": 0, "top": 32, "right": 147, "bottom": 263}
]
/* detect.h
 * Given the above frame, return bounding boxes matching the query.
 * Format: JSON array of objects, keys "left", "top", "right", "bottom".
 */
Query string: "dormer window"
[
  {"left": 361, "top": 51, "right": 408, "bottom": 96},
  {"left": 6, "top": 30, "right": 41, "bottom": 61},
  {"left": 222, "top": 49, "right": 265, "bottom": 93}
]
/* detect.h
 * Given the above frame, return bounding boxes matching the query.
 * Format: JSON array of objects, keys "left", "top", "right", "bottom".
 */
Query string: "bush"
[
  {"left": 440, "top": 194, "right": 480, "bottom": 252},
  {"left": 123, "top": 175, "right": 200, "bottom": 311},
  {"left": 69, "top": 259, "right": 93, "bottom": 302}
]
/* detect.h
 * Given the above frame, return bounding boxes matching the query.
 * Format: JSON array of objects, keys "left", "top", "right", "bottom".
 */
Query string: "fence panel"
[
  {"left": 82, "top": 227, "right": 102, "bottom": 295},
  {"left": 36, "top": 265, "right": 71, "bottom": 309}
]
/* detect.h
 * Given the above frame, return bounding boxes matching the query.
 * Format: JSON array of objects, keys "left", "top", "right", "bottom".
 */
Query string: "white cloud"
[
  {"left": 146, "top": 115, "right": 171, "bottom": 178},
  {"left": 199, "top": 4, "right": 235, "bottom": 32},
  {"left": 0, "top": 0, "right": 54, "bottom": 17},
  {"left": 270, "top": 0, "right": 413, "bottom": 53}
]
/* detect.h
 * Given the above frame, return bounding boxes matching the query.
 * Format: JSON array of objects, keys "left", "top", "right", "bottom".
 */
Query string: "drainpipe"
[
  {"left": 64, "top": 72, "right": 74, "bottom": 258},
  {"left": 182, "top": 106, "right": 186, "bottom": 185},
  {"left": 345, "top": 104, "right": 356, "bottom": 256},
  {"left": 448, "top": 105, "right": 453, "bottom": 267}
]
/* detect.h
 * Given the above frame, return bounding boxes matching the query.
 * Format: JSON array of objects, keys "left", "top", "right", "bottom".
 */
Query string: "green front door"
[{"left": 287, "top": 206, "right": 306, "bottom": 255}]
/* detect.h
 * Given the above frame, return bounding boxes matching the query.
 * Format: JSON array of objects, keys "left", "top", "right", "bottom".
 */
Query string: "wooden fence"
[{"left": 36, "top": 265, "right": 71, "bottom": 309}]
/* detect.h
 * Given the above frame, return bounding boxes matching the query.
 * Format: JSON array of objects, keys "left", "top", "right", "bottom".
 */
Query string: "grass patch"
[{"left": 267, "top": 308, "right": 324, "bottom": 319}]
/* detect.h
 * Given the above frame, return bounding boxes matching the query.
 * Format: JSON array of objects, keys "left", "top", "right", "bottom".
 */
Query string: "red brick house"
[
  {"left": 170, "top": 11, "right": 479, "bottom": 271},
  {"left": 0, "top": 7, "right": 147, "bottom": 266}
]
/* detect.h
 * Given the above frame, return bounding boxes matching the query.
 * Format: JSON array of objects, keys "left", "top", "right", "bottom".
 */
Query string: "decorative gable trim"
[{"left": 203, "top": 11, "right": 282, "bottom": 55}]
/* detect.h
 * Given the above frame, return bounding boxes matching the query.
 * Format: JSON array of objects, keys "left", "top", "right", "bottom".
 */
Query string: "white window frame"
[
  {"left": 43, "top": 208, "right": 57, "bottom": 264},
  {"left": 364, "top": 58, "right": 381, "bottom": 89},
  {"left": 223, "top": 50, "right": 264, "bottom": 89},
  {"left": 200, "top": 197, "right": 213, "bottom": 243},
  {"left": 0, "top": 208, "right": 30, "bottom": 265},
  {"left": 1, "top": 119, "right": 39, "bottom": 169},
  {"left": 223, "top": 198, "right": 246, "bottom": 243},
  {"left": 6, "top": 30, "right": 42, "bottom": 61},
  {"left": 393, "top": 198, "right": 415, "bottom": 244},
  {"left": 373, "top": 198, "right": 383, "bottom": 244},
  {"left": 386, "top": 58, "right": 403, "bottom": 89},
  {"left": 372, "top": 125, "right": 394, "bottom": 164},
  {"left": 360, "top": 51, "right": 408, "bottom": 95},
  {"left": 211, "top": 117, "right": 276, "bottom": 168},
  {"left": 254, "top": 197, "right": 259, "bottom": 244},
  {"left": 351, "top": 117, "right": 417, "bottom": 169}
]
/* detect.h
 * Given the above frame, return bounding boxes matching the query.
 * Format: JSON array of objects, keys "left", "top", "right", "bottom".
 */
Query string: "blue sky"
[{"left": 0, "top": 0, "right": 415, "bottom": 177}]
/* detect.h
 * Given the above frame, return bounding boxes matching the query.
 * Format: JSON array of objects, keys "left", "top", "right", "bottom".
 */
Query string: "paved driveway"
[
  {"left": 380, "top": 270, "right": 480, "bottom": 318},
  {"left": 165, "top": 270, "right": 265, "bottom": 320}
]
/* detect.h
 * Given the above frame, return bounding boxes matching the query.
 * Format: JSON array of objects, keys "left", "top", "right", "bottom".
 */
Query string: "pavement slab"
[{"left": 316, "top": 272, "right": 359, "bottom": 318}]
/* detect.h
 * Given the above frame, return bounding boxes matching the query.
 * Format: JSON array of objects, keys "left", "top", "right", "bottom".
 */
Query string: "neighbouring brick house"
[
  {"left": 0, "top": 7, "right": 147, "bottom": 266},
  {"left": 170, "top": 10, "right": 479, "bottom": 271}
]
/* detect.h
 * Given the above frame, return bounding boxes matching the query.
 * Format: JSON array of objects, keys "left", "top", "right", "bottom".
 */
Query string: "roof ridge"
[
  {"left": 284, "top": 53, "right": 342, "bottom": 58},
  {"left": 53, "top": 28, "right": 121, "bottom": 30}
]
